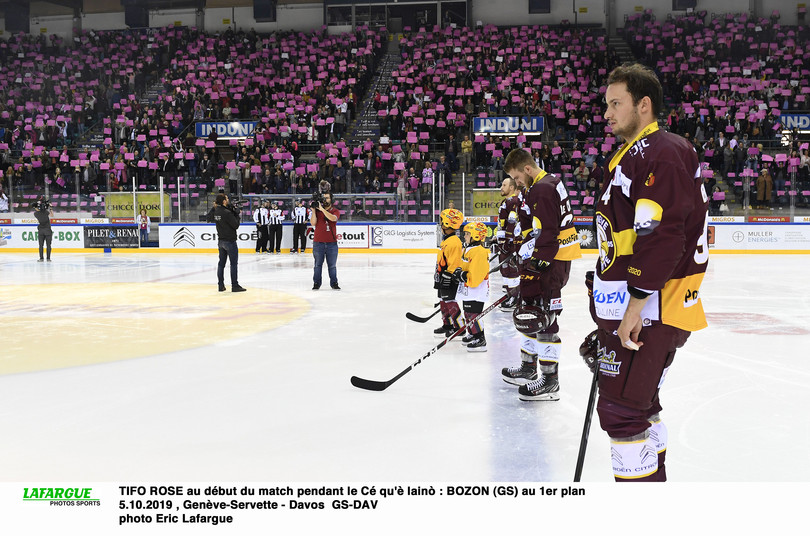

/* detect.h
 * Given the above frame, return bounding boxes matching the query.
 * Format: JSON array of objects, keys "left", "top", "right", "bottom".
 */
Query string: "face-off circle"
[{"left": 1, "top": 283, "right": 310, "bottom": 375}]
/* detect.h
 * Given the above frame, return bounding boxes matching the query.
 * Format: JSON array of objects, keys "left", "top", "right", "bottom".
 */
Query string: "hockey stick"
[
  {"left": 574, "top": 369, "right": 599, "bottom": 482},
  {"left": 405, "top": 308, "right": 441, "bottom": 323},
  {"left": 405, "top": 255, "right": 515, "bottom": 323},
  {"left": 352, "top": 293, "right": 510, "bottom": 391},
  {"left": 405, "top": 303, "right": 441, "bottom": 324}
]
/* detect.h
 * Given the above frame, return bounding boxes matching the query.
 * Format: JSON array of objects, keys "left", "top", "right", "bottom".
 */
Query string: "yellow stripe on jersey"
[
  {"left": 660, "top": 272, "right": 708, "bottom": 331},
  {"left": 613, "top": 228, "right": 637, "bottom": 256},
  {"left": 521, "top": 215, "right": 543, "bottom": 238},
  {"left": 531, "top": 169, "right": 548, "bottom": 186},
  {"left": 554, "top": 227, "right": 582, "bottom": 261},
  {"left": 608, "top": 122, "right": 659, "bottom": 172}
]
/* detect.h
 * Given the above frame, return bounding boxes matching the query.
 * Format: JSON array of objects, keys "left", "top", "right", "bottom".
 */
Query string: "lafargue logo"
[
  {"left": 173, "top": 227, "right": 196, "bottom": 247},
  {"left": 0, "top": 227, "right": 9, "bottom": 246},
  {"left": 371, "top": 226, "right": 383, "bottom": 246},
  {"left": 23, "top": 486, "right": 101, "bottom": 507}
]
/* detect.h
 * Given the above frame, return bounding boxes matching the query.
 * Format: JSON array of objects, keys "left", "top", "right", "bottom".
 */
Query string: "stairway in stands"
[
  {"left": 343, "top": 42, "right": 402, "bottom": 146},
  {"left": 77, "top": 79, "right": 167, "bottom": 152},
  {"left": 609, "top": 35, "right": 636, "bottom": 64}
]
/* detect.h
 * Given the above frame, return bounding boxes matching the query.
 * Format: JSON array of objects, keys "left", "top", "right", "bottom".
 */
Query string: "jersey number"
[{"left": 693, "top": 214, "right": 709, "bottom": 265}]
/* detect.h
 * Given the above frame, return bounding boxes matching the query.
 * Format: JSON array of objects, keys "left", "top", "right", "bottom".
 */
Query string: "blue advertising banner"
[
  {"left": 779, "top": 113, "right": 810, "bottom": 130},
  {"left": 195, "top": 121, "right": 258, "bottom": 139},
  {"left": 473, "top": 116, "right": 545, "bottom": 135}
]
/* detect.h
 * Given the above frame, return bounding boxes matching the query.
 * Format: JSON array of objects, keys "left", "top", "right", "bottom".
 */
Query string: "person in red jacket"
[{"left": 310, "top": 192, "right": 341, "bottom": 290}]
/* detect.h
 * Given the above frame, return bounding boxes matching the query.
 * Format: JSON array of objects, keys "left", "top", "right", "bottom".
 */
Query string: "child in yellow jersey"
[
  {"left": 454, "top": 222, "right": 491, "bottom": 352},
  {"left": 433, "top": 208, "right": 465, "bottom": 338}
]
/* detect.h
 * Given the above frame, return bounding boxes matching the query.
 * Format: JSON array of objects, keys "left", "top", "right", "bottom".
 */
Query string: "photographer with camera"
[
  {"left": 309, "top": 191, "right": 340, "bottom": 290},
  {"left": 207, "top": 193, "right": 246, "bottom": 292},
  {"left": 33, "top": 196, "right": 54, "bottom": 262}
]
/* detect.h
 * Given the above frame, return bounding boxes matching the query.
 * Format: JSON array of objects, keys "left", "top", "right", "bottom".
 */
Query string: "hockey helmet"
[
  {"left": 463, "top": 222, "right": 488, "bottom": 243},
  {"left": 440, "top": 208, "right": 464, "bottom": 230},
  {"left": 513, "top": 303, "right": 556, "bottom": 336}
]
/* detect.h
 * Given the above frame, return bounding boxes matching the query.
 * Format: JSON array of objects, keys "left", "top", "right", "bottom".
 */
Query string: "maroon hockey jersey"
[
  {"left": 593, "top": 122, "right": 708, "bottom": 332},
  {"left": 498, "top": 192, "right": 523, "bottom": 247},
  {"left": 518, "top": 170, "right": 581, "bottom": 263}
]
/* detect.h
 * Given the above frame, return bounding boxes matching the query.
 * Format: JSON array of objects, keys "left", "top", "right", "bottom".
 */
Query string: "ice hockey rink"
[{"left": 2, "top": 248, "right": 808, "bottom": 486}]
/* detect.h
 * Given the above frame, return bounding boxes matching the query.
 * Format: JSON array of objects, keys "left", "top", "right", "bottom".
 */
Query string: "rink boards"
[{"left": 2, "top": 220, "right": 810, "bottom": 253}]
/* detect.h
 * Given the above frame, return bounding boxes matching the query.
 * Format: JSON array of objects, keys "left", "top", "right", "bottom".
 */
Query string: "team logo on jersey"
[
  {"left": 595, "top": 212, "right": 615, "bottom": 273},
  {"left": 598, "top": 347, "right": 622, "bottom": 377},
  {"left": 628, "top": 137, "right": 649, "bottom": 159},
  {"left": 645, "top": 173, "right": 655, "bottom": 186},
  {"left": 633, "top": 198, "right": 663, "bottom": 237}
]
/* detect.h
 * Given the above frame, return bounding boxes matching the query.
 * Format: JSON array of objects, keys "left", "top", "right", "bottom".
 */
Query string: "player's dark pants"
[
  {"left": 514, "top": 260, "right": 570, "bottom": 367},
  {"left": 256, "top": 225, "right": 269, "bottom": 252},
  {"left": 268, "top": 224, "right": 282, "bottom": 252},
  {"left": 596, "top": 324, "right": 690, "bottom": 482},
  {"left": 498, "top": 248, "right": 520, "bottom": 280},
  {"left": 292, "top": 223, "right": 307, "bottom": 252},
  {"left": 38, "top": 228, "right": 53, "bottom": 260},
  {"left": 463, "top": 300, "right": 484, "bottom": 334},
  {"left": 217, "top": 240, "right": 239, "bottom": 286},
  {"left": 518, "top": 260, "right": 571, "bottom": 335}
]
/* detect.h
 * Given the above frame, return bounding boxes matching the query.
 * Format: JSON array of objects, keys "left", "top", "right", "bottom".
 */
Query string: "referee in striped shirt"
[
  {"left": 291, "top": 199, "right": 309, "bottom": 254},
  {"left": 268, "top": 201, "right": 284, "bottom": 254},
  {"left": 253, "top": 200, "right": 270, "bottom": 253}
]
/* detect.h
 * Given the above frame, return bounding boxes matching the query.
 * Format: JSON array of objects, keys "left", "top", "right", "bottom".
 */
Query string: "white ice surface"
[{"left": 1, "top": 250, "right": 808, "bottom": 483}]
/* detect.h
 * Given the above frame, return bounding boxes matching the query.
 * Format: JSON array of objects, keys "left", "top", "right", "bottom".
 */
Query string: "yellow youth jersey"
[{"left": 458, "top": 243, "right": 490, "bottom": 303}]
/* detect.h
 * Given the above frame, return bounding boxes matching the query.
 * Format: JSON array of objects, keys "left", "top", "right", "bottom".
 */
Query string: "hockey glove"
[
  {"left": 452, "top": 268, "right": 468, "bottom": 284},
  {"left": 438, "top": 271, "right": 458, "bottom": 300},
  {"left": 439, "top": 271, "right": 455, "bottom": 288},
  {"left": 525, "top": 257, "right": 550, "bottom": 274},
  {"left": 579, "top": 329, "right": 599, "bottom": 374}
]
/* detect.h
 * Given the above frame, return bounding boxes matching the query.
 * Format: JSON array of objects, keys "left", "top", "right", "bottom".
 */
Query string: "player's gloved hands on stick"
[
  {"left": 526, "top": 257, "right": 550, "bottom": 274},
  {"left": 579, "top": 329, "right": 599, "bottom": 374}
]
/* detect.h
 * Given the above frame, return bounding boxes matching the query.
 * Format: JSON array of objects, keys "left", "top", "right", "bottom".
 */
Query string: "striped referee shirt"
[
  {"left": 268, "top": 209, "right": 284, "bottom": 225},
  {"left": 253, "top": 207, "right": 269, "bottom": 225},
  {"left": 293, "top": 206, "right": 308, "bottom": 224}
]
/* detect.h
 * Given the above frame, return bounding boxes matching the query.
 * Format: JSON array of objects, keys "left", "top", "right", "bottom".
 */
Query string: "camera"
[
  {"left": 228, "top": 196, "right": 244, "bottom": 214},
  {"left": 33, "top": 199, "right": 51, "bottom": 211},
  {"left": 311, "top": 191, "right": 324, "bottom": 209}
]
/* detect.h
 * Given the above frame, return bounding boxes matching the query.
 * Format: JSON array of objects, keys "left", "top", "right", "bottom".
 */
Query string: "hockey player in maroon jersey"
[
  {"left": 585, "top": 63, "right": 709, "bottom": 481},
  {"left": 433, "top": 208, "right": 465, "bottom": 338},
  {"left": 501, "top": 148, "right": 582, "bottom": 401},
  {"left": 495, "top": 177, "right": 522, "bottom": 310}
]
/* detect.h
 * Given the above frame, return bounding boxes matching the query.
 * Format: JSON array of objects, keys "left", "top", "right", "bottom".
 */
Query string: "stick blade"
[
  {"left": 350, "top": 376, "right": 390, "bottom": 391},
  {"left": 405, "top": 312, "right": 427, "bottom": 323}
]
